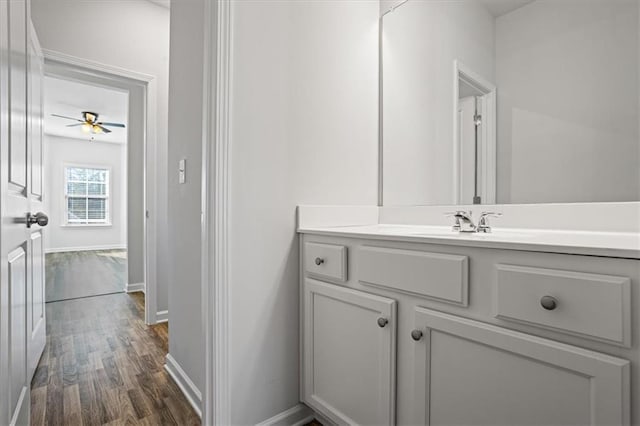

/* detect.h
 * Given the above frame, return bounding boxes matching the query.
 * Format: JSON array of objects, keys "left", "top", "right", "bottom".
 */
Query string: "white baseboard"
[
  {"left": 165, "top": 354, "right": 202, "bottom": 418},
  {"left": 125, "top": 282, "right": 145, "bottom": 293},
  {"left": 305, "top": 408, "right": 335, "bottom": 426},
  {"left": 45, "top": 244, "right": 126, "bottom": 254},
  {"left": 156, "top": 310, "right": 169, "bottom": 323},
  {"left": 257, "top": 403, "right": 315, "bottom": 426}
]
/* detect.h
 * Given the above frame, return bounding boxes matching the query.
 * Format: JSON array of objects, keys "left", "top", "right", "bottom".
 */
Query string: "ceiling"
[
  {"left": 44, "top": 76, "right": 129, "bottom": 144},
  {"left": 479, "top": 0, "right": 535, "bottom": 17}
]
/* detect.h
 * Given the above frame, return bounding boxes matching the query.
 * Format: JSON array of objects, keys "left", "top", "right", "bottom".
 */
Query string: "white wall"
[
  {"left": 229, "top": 1, "right": 378, "bottom": 423},
  {"left": 31, "top": 0, "right": 171, "bottom": 311},
  {"left": 167, "top": 0, "right": 204, "bottom": 398},
  {"left": 495, "top": 0, "right": 640, "bottom": 203},
  {"left": 43, "top": 135, "right": 126, "bottom": 252},
  {"left": 382, "top": 0, "right": 495, "bottom": 205}
]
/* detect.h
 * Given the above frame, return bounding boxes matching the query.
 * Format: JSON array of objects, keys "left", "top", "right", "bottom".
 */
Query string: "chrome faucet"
[{"left": 445, "top": 211, "right": 502, "bottom": 233}]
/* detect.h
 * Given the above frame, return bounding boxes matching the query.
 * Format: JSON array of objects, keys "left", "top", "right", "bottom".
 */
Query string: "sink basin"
[{"left": 371, "top": 225, "right": 530, "bottom": 240}]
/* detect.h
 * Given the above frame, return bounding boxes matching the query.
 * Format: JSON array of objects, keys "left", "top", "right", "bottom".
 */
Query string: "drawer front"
[
  {"left": 358, "top": 246, "right": 468, "bottom": 306},
  {"left": 304, "top": 242, "right": 347, "bottom": 282},
  {"left": 494, "top": 264, "right": 631, "bottom": 346}
]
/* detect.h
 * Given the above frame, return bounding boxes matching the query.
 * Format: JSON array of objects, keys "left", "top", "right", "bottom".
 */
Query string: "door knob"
[
  {"left": 411, "top": 329, "right": 423, "bottom": 341},
  {"left": 27, "top": 212, "right": 49, "bottom": 228},
  {"left": 377, "top": 317, "right": 388, "bottom": 328}
]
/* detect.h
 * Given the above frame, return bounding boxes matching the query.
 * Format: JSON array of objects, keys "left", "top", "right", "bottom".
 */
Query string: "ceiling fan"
[{"left": 51, "top": 111, "right": 125, "bottom": 134}]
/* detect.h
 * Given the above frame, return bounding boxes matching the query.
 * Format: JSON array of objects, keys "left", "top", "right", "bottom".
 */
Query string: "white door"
[
  {"left": 27, "top": 20, "right": 46, "bottom": 381},
  {"left": 411, "top": 307, "right": 630, "bottom": 426},
  {"left": 303, "top": 279, "right": 397, "bottom": 425},
  {"left": 457, "top": 96, "right": 477, "bottom": 205},
  {"left": 0, "top": 1, "right": 47, "bottom": 425}
]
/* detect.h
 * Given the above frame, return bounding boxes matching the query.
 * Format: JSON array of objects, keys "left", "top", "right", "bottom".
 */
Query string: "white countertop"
[{"left": 298, "top": 224, "right": 640, "bottom": 259}]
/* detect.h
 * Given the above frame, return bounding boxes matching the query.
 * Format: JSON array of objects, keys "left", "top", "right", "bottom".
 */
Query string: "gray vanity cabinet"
[
  {"left": 412, "top": 308, "right": 630, "bottom": 426},
  {"left": 302, "top": 278, "right": 397, "bottom": 426},
  {"left": 300, "top": 234, "right": 635, "bottom": 426}
]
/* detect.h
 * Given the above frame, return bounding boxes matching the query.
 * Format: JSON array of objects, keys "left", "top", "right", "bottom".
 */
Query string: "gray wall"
[
  {"left": 167, "top": 0, "right": 204, "bottom": 394},
  {"left": 32, "top": 0, "right": 171, "bottom": 310},
  {"left": 495, "top": 0, "right": 640, "bottom": 203},
  {"left": 43, "top": 135, "right": 127, "bottom": 252},
  {"left": 229, "top": 1, "right": 379, "bottom": 423}
]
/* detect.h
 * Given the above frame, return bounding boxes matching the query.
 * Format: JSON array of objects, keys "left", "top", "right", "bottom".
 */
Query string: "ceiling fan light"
[
  {"left": 84, "top": 112, "right": 97, "bottom": 123},
  {"left": 82, "top": 123, "right": 92, "bottom": 133},
  {"left": 92, "top": 125, "right": 103, "bottom": 134}
]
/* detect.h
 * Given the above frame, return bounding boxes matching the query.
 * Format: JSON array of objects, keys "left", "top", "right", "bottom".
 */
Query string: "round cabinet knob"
[
  {"left": 411, "top": 329, "right": 423, "bottom": 341},
  {"left": 377, "top": 317, "right": 388, "bottom": 328},
  {"left": 540, "top": 295, "right": 558, "bottom": 311},
  {"left": 314, "top": 257, "right": 324, "bottom": 266}
]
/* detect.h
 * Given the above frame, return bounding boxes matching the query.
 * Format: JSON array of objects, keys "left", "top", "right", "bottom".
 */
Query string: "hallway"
[{"left": 30, "top": 293, "right": 200, "bottom": 425}]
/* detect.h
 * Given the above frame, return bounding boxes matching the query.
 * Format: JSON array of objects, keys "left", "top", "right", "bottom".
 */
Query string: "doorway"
[
  {"left": 42, "top": 54, "right": 156, "bottom": 323},
  {"left": 454, "top": 60, "right": 497, "bottom": 205},
  {"left": 43, "top": 75, "right": 130, "bottom": 302}
]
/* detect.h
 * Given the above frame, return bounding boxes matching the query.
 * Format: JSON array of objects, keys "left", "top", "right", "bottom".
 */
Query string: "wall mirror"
[{"left": 381, "top": 0, "right": 640, "bottom": 206}]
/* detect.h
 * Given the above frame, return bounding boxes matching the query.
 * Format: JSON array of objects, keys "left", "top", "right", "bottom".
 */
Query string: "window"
[{"left": 64, "top": 166, "right": 110, "bottom": 225}]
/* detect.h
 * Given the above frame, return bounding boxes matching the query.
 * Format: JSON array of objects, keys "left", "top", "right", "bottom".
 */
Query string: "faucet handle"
[
  {"left": 444, "top": 211, "right": 465, "bottom": 231},
  {"left": 478, "top": 212, "right": 502, "bottom": 233},
  {"left": 480, "top": 211, "right": 502, "bottom": 218},
  {"left": 444, "top": 210, "right": 468, "bottom": 217}
]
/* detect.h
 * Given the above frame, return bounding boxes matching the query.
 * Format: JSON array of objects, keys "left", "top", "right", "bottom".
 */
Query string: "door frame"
[
  {"left": 41, "top": 49, "right": 159, "bottom": 325},
  {"left": 452, "top": 60, "right": 497, "bottom": 205},
  {"left": 201, "top": 0, "right": 232, "bottom": 424}
]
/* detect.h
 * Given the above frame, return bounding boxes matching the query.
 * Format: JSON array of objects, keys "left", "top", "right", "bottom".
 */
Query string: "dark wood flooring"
[
  {"left": 31, "top": 292, "right": 200, "bottom": 425},
  {"left": 46, "top": 250, "right": 128, "bottom": 303}
]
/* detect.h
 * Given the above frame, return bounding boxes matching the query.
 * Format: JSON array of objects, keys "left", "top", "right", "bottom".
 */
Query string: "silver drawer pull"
[
  {"left": 540, "top": 295, "right": 558, "bottom": 311},
  {"left": 411, "top": 329, "right": 423, "bottom": 341},
  {"left": 314, "top": 257, "right": 325, "bottom": 266},
  {"left": 377, "top": 317, "right": 388, "bottom": 328}
]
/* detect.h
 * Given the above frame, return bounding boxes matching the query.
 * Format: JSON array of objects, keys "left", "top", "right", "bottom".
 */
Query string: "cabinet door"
[
  {"left": 303, "top": 279, "right": 397, "bottom": 425},
  {"left": 412, "top": 308, "right": 630, "bottom": 426}
]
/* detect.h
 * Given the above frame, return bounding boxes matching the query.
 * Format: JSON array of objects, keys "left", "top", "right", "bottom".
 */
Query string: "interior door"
[
  {"left": 27, "top": 20, "right": 46, "bottom": 381},
  {"left": 0, "top": 1, "right": 47, "bottom": 424}
]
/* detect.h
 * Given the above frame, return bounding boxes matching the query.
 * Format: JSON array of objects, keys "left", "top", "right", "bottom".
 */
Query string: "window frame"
[{"left": 63, "top": 164, "right": 112, "bottom": 226}]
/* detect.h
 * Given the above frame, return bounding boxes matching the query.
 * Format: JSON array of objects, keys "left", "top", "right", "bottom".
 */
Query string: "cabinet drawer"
[
  {"left": 358, "top": 246, "right": 468, "bottom": 306},
  {"left": 494, "top": 264, "right": 631, "bottom": 346},
  {"left": 304, "top": 242, "right": 347, "bottom": 282}
]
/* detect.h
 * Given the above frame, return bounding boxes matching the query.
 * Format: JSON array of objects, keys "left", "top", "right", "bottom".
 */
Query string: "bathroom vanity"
[
  {"left": 298, "top": 217, "right": 640, "bottom": 425},
  {"left": 297, "top": 0, "right": 640, "bottom": 424}
]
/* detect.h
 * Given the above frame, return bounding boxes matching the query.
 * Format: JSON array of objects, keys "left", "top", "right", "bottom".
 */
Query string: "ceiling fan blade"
[
  {"left": 51, "top": 113, "right": 84, "bottom": 122},
  {"left": 95, "top": 124, "right": 112, "bottom": 134},
  {"left": 97, "top": 122, "right": 126, "bottom": 128},
  {"left": 66, "top": 123, "right": 85, "bottom": 127}
]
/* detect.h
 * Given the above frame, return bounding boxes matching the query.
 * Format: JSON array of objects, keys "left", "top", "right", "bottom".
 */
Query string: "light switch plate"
[{"left": 179, "top": 158, "right": 186, "bottom": 184}]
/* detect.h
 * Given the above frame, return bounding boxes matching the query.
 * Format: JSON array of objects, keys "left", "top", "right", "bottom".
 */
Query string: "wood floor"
[
  {"left": 31, "top": 292, "right": 200, "bottom": 425},
  {"left": 46, "top": 250, "right": 128, "bottom": 303}
]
